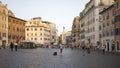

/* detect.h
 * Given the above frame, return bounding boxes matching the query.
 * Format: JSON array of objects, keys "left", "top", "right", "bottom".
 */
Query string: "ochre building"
[
  {"left": 8, "top": 11, "right": 26, "bottom": 44},
  {"left": 0, "top": 2, "right": 8, "bottom": 47}
]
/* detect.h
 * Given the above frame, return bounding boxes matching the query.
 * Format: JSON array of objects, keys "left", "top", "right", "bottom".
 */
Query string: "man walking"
[
  {"left": 86, "top": 39, "right": 91, "bottom": 54},
  {"left": 10, "top": 42, "right": 14, "bottom": 51},
  {"left": 14, "top": 43, "right": 18, "bottom": 51}
]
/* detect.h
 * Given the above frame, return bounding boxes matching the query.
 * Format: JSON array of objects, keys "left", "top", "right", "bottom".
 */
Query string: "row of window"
[
  {"left": 102, "top": 30, "right": 114, "bottom": 38},
  {"left": 115, "top": 28, "right": 120, "bottom": 35},
  {"left": 80, "top": 5, "right": 115, "bottom": 34},
  {"left": 102, "top": 18, "right": 115, "bottom": 28},
  {"left": 81, "top": 18, "right": 95, "bottom": 27},
  {"left": 102, "top": 10, "right": 115, "bottom": 21},
  {"left": 28, "top": 21, "right": 40, "bottom": 25},
  {"left": 81, "top": 30, "right": 115, "bottom": 40},
  {"left": 0, "top": 33, "right": 25, "bottom": 39},
  {"left": 86, "top": 35, "right": 95, "bottom": 40},
  {"left": 80, "top": 34, "right": 95, "bottom": 40},
  {"left": 8, "top": 26, "right": 25, "bottom": 32},
  {"left": 26, "top": 28, "right": 50, "bottom": 32},
  {"left": 26, "top": 28, "right": 42, "bottom": 31},
  {"left": 27, "top": 33, "right": 50, "bottom": 37},
  {"left": 86, "top": 27, "right": 95, "bottom": 33},
  {"left": 0, "top": 32, "right": 6, "bottom": 38},
  {"left": 8, "top": 34, "right": 25, "bottom": 39},
  {"left": 8, "top": 18, "right": 25, "bottom": 26},
  {"left": 27, "top": 38, "right": 50, "bottom": 41}
]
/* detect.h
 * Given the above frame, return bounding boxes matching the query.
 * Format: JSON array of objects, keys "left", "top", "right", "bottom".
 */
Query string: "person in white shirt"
[{"left": 59, "top": 44, "right": 63, "bottom": 53}]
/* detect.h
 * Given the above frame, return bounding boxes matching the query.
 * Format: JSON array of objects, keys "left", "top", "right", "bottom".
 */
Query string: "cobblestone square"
[{"left": 0, "top": 48, "right": 120, "bottom": 68}]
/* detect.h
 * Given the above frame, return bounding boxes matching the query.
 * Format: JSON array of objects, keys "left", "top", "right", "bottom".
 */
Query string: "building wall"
[
  {"left": 100, "top": 4, "right": 115, "bottom": 51},
  {"left": 0, "top": 2, "right": 8, "bottom": 47},
  {"left": 50, "top": 23, "right": 58, "bottom": 45},
  {"left": 71, "top": 16, "right": 80, "bottom": 47},
  {"left": 80, "top": 0, "right": 99, "bottom": 47},
  {"left": 61, "top": 31, "right": 71, "bottom": 46},
  {"left": 65, "top": 31, "right": 71, "bottom": 47},
  {"left": 8, "top": 15, "right": 26, "bottom": 44},
  {"left": 25, "top": 17, "right": 51, "bottom": 45},
  {"left": 115, "top": 0, "right": 120, "bottom": 51},
  {"left": 79, "top": 0, "right": 114, "bottom": 48}
]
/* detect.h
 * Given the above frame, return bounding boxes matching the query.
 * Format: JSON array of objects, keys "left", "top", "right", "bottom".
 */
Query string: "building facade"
[
  {"left": 64, "top": 31, "right": 71, "bottom": 47},
  {"left": 0, "top": 2, "right": 8, "bottom": 47},
  {"left": 114, "top": 0, "right": 120, "bottom": 51},
  {"left": 26, "top": 17, "right": 58, "bottom": 46},
  {"left": 100, "top": 4, "right": 115, "bottom": 51},
  {"left": 50, "top": 23, "right": 58, "bottom": 45},
  {"left": 61, "top": 30, "right": 71, "bottom": 47},
  {"left": 79, "top": 0, "right": 114, "bottom": 48},
  {"left": 71, "top": 16, "right": 80, "bottom": 47},
  {"left": 8, "top": 11, "right": 26, "bottom": 44}
]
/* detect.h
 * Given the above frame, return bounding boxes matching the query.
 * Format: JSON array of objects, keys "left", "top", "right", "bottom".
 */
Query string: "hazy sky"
[{"left": 1, "top": 0, "right": 89, "bottom": 35}]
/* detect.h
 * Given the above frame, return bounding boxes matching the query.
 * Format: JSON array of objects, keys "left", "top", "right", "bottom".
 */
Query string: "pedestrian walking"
[
  {"left": 86, "top": 44, "right": 91, "bottom": 54},
  {"left": 102, "top": 44, "right": 106, "bottom": 54},
  {"left": 70, "top": 46, "right": 73, "bottom": 50},
  {"left": 14, "top": 43, "right": 18, "bottom": 51},
  {"left": 86, "top": 39, "right": 91, "bottom": 54},
  {"left": 59, "top": 44, "right": 63, "bottom": 53},
  {"left": 10, "top": 42, "right": 14, "bottom": 51},
  {"left": 86, "top": 46, "right": 90, "bottom": 54}
]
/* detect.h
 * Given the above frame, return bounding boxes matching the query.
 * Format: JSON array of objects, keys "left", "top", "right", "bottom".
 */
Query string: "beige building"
[
  {"left": 64, "top": 31, "right": 71, "bottom": 47},
  {"left": 8, "top": 10, "right": 26, "bottom": 44},
  {"left": 71, "top": 16, "right": 80, "bottom": 47},
  {"left": 79, "top": 0, "right": 114, "bottom": 48},
  {"left": 26, "top": 17, "right": 58, "bottom": 46},
  {"left": 26, "top": 17, "right": 50, "bottom": 45},
  {"left": 50, "top": 23, "right": 58, "bottom": 45},
  {"left": 100, "top": 4, "right": 115, "bottom": 51},
  {"left": 61, "top": 30, "right": 71, "bottom": 47},
  {"left": 0, "top": 2, "right": 8, "bottom": 47},
  {"left": 114, "top": 0, "right": 120, "bottom": 51}
]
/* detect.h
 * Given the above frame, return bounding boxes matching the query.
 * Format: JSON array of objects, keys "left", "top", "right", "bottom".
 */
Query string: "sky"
[{"left": 1, "top": 0, "right": 89, "bottom": 35}]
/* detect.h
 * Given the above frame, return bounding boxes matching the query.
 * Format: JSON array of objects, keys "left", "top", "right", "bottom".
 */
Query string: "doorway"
[
  {"left": 117, "top": 41, "right": 119, "bottom": 50},
  {"left": 2, "top": 40, "right": 6, "bottom": 48},
  {"left": 107, "top": 42, "right": 109, "bottom": 51}
]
